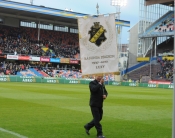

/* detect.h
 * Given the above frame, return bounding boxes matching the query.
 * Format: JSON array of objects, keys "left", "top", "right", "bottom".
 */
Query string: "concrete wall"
[
  {"left": 119, "top": 56, "right": 128, "bottom": 69},
  {"left": 128, "top": 23, "right": 139, "bottom": 67}
]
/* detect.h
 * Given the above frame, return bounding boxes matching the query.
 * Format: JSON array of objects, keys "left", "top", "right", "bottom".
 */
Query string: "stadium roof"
[
  {"left": 0, "top": 0, "right": 130, "bottom": 28},
  {"left": 145, "top": 0, "right": 174, "bottom": 6}
]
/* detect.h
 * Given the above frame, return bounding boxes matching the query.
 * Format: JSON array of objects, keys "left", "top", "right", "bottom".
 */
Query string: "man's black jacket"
[{"left": 89, "top": 79, "right": 108, "bottom": 107}]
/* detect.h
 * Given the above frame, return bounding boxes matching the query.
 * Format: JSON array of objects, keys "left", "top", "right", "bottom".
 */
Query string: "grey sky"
[{"left": 10, "top": 0, "right": 139, "bottom": 43}]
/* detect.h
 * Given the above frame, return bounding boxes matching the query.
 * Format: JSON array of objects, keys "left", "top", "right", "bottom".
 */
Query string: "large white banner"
[{"left": 78, "top": 14, "right": 118, "bottom": 75}]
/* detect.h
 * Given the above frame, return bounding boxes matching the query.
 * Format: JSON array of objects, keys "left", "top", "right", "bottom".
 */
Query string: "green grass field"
[{"left": 0, "top": 82, "right": 173, "bottom": 138}]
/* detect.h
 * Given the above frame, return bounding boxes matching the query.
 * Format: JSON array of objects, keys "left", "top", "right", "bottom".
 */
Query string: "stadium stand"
[
  {"left": 17, "top": 69, "right": 37, "bottom": 77},
  {"left": 29, "top": 68, "right": 43, "bottom": 77},
  {"left": 126, "top": 0, "right": 174, "bottom": 82},
  {"left": 0, "top": 25, "right": 80, "bottom": 58},
  {"left": 122, "top": 61, "right": 149, "bottom": 75},
  {"left": 127, "top": 64, "right": 160, "bottom": 81},
  {"left": 139, "top": 11, "right": 174, "bottom": 37},
  {"left": 52, "top": 70, "right": 114, "bottom": 80},
  {"left": 0, "top": 62, "right": 30, "bottom": 75},
  {"left": 0, "top": 24, "right": 115, "bottom": 79},
  {"left": 35, "top": 68, "right": 50, "bottom": 77},
  {"left": 53, "top": 70, "right": 81, "bottom": 78},
  {"left": 0, "top": 59, "right": 115, "bottom": 80},
  {"left": 0, "top": 0, "right": 132, "bottom": 81}
]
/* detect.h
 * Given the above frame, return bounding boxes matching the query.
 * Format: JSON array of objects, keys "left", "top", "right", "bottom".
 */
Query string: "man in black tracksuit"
[{"left": 84, "top": 76, "right": 108, "bottom": 138}]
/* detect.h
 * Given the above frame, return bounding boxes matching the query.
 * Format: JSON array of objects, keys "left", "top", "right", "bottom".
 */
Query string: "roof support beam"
[
  {"left": 145, "top": 0, "right": 173, "bottom": 6},
  {"left": 0, "top": 12, "right": 78, "bottom": 27}
]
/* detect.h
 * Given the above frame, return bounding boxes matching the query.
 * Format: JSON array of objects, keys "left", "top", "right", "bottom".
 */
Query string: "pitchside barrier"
[{"left": 0, "top": 76, "right": 173, "bottom": 89}]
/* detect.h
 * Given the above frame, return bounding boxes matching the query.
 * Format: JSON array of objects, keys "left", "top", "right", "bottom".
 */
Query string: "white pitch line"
[{"left": 0, "top": 127, "right": 28, "bottom": 138}]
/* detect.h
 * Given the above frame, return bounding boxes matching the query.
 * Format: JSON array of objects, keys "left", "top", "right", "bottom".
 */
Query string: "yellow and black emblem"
[{"left": 89, "top": 22, "right": 107, "bottom": 47}]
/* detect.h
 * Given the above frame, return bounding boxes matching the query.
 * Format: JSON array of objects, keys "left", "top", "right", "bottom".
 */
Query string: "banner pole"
[
  {"left": 173, "top": 38, "right": 175, "bottom": 138},
  {"left": 173, "top": 2, "right": 175, "bottom": 138}
]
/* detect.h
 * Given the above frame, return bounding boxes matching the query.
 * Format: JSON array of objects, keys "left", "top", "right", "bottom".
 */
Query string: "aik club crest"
[{"left": 89, "top": 22, "right": 107, "bottom": 47}]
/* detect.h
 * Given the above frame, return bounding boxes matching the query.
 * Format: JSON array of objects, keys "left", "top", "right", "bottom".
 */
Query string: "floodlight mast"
[
  {"left": 111, "top": 0, "right": 127, "bottom": 19},
  {"left": 111, "top": 0, "right": 127, "bottom": 76},
  {"left": 30, "top": 0, "right": 34, "bottom": 5},
  {"left": 96, "top": 3, "right": 99, "bottom": 15}
]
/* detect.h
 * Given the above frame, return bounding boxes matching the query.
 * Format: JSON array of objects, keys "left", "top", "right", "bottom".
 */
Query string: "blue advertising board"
[{"left": 50, "top": 58, "right": 60, "bottom": 63}]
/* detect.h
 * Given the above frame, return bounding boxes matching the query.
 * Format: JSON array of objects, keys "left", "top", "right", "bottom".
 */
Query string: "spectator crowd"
[
  {"left": 0, "top": 62, "right": 30, "bottom": 75},
  {"left": 157, "top": 58, "right": 173, "bottom": 81},
  {"left": 155, "top": 13, "right": 174, "bottom": 33},
  {"left": 0, "top": 25, "right": 80, "bottom": 58}
]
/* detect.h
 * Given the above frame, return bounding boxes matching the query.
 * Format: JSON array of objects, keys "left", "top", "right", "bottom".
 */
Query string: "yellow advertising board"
[
  {"left": 162, "top": 57, "right": 174, "bottom": 60},
  {"left": 137, "top": 57, "right": 150, "bottom": 62}
]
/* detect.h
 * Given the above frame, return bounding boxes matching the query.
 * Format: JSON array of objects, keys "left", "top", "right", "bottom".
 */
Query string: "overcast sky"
[{"left": 10, "top": 0, "right": 139, "bottom": 43}]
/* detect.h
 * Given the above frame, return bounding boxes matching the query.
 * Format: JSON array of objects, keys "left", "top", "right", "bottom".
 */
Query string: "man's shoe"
[
  {"left": 97, "top": 135, "right": 105, "bottom": 138},
  {"left": 84, "top": 125, "right": 90, "bottom": 135}
]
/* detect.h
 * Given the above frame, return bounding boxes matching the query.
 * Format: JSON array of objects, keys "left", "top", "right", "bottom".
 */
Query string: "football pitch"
[{"left": 0, "top": 82, "right": 173, "bottom": 138}]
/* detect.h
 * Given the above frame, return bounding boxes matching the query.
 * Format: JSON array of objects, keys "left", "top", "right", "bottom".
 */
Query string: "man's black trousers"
[{"left": 85, "top": 106, "right": 103, "bottom": 136}]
